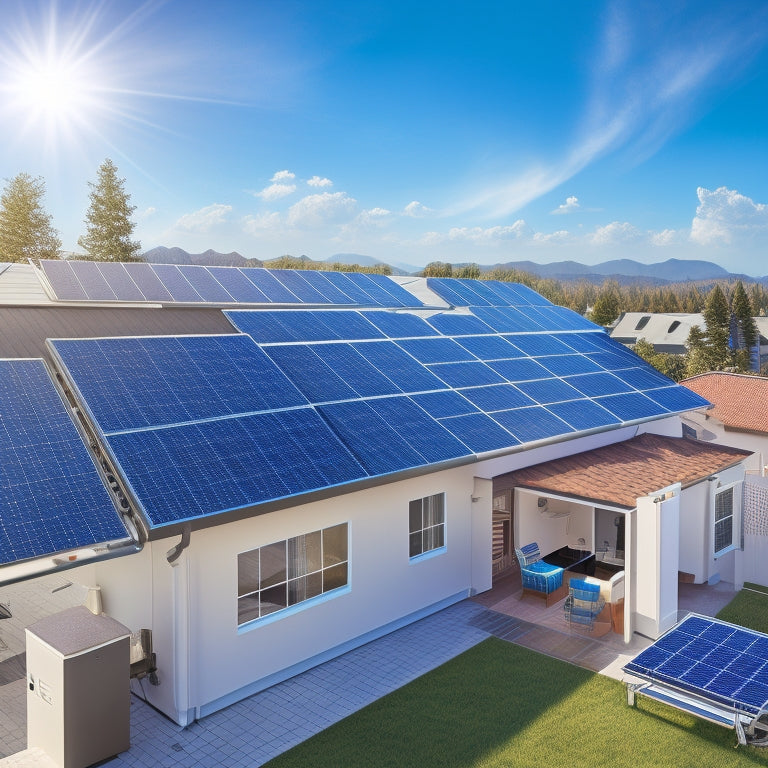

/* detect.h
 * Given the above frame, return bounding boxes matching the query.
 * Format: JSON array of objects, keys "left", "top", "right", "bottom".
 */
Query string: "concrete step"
[{"left": 0, "top": 747, "right": 58, "bottom": 767}]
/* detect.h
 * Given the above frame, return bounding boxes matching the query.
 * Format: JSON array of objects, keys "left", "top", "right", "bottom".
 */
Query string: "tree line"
[{"left": 0, "top": 159, "right": 140, "bottom": 263}]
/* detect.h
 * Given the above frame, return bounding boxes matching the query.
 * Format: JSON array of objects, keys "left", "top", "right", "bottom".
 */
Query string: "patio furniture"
[
  {"left": 564, "top": 578, "right": 606, "bottom": 631},
  {"left": 515, "top": 542, "right": 565, "bottom": 606}
]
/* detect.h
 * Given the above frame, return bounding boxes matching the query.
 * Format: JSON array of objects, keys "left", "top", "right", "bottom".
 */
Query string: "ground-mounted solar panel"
[
  {"left": 318, "top": 401, "right": 427, "bottom": 476},
  {"left": 240, "top": 268, "right": 299, "bottom": 303},
  {"left": 50, "top": 334, "right": 307, "bottom": 433},
  {"left": 427, "top": 361, "right": 505, "bottom": 388},
  {"left": 410, "top": 390, "right": 479, "bottom": 419},
  {"left": 268, "top": 269, "right": 330, "bottom": 303},
  {"left": 438, "top": 412, "right": 520, "bottom": 454},
  {"left": 123, "top": 262, "right": 174, "bottom": 302},
  {"left": 361, "top": 311, "right": 439, "bottom": 338},
  {"left": 487, "top": 357, "right": 552, "bottom": 382},
  {"left": 537, "top": 354, "right": 604, "bottom": 377},
  {"left": 107, "top": 408, "right": 367, "bottom": 527},
  {"left": 152, "top": 264, "right": 204, "bottom": 302},
  {"left": 177, "top": 265, "right": 235, "bottom": 303},
  {"left": 595, "top": 391, "right": 670, "bottom": 422},
  {"left": 397, "top": 337, "right": 477, "bottom": 364},
  {"left": 492, "top": 405, "right": 575, "bottom": 443},
  {"left": 297, "top": 270, "right": 358, "bottom": 305},
  {"left": 96, "top": 262, "right": 145, "bottom": 301},
  {"left": 546, "top": 399, "right": 621, "bottom": 431},
  {"left": 365, "top": 397, "right": 470, "bottom": 465},
  {"left": 457, "top": 384, "right": 536, "bottom": 412},
  {"left": 351, "top": 341, "right": 447, "bottom": 393},
  {"left": 624, "top": 614, "right": 768, "bottom": 718},
  {"left": 424, "top": 312, "right": 495, "bottom": 335},
  {"left": 644, "top": 386, "right": 711, "bottom": 413},
  {"left": 263, "top": 344, "right": 359, "bottom": 402},
  {"left": 514, "top": 377, "right": 584, "bottom": 406},
  {"left": 454, "top": 335, "right": 524, "bottom": 361},
  {"left": 40, "top": 259, "right": 88, "bottom": 300},
  {"left": 311, "top": 344, "right": 401, "bottom": 398},
  {"left": 0, "top": 359, "right": 129, "bottom": 564},
  {"left": 471, "top": 306, "right": 544, "bottom": 333}
]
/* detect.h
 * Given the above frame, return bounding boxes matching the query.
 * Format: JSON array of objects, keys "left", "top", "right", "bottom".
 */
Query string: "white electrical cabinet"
[{"left": 26, "top": 605, "right": 131, "bottom": 768}]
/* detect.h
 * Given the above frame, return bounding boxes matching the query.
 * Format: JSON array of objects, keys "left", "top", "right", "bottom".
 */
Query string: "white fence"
[{"left": 740, "top": 477, "right": 768, "bottom": 588}]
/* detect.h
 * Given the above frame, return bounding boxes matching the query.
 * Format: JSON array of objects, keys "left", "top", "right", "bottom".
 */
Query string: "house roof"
[
  {"left": 610, "top": 312, "right": 704, "bottom": 353},
  {"left": 682, "top": 372, "right": 768, "bottom": 435},
  {"left": 504, "top": 432, "right": 751, "bottom": 509}
]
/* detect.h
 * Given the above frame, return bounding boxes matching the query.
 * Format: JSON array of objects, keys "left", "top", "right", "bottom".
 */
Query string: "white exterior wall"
[
  {"left": 678, "top": 482, "right": 709, "bottom": 582},
  {"left": 515, "top": 491, "right": 594, "bottom": 555},
  {"left": 95, "top": 463, "right": 487, "bottom": 723},
  {"left": 683, "top": 413, "right": 766, "bottom": 476}
]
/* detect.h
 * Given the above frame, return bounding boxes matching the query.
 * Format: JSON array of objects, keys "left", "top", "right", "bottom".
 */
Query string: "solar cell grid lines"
[
  {"left": 624, "top": 614, "right": 768, "bottom": 716},
  {"left": 424, "top": 312, "right": 494, "bottom": 335},
  {"left": 0, "top": 359, "right": 129, "bottom": 564}
]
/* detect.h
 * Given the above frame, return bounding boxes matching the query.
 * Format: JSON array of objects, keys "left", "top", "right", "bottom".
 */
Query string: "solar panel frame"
[
  {"left": 487, "top": 357, "right": 552, "bottom": 382},
  {"left": 427, "top": 361, "right": 506, "bottom": 388},
  {"left": 40, "top": 259, "right": 88, "bottom": 300},
  {"left": 363, "top": 273, "right": 417, "bottom": 307},
  {"left": 425, "top": 278, "right": 476, "bottom": 307},
  {"left": 361, "top": 311, "right": 439, "bottom": 338},
  {"left": 514, "top": 377, "right": 585, "bottom": 406},
  {"left": 457, "top": 384, "right": 536, "bottom": 411},
  {"left": 595, "top": 391, "right": 671, "bottom": 421},
  {"left": 425, "top": 312, "right": 495, "bottom": 335},
  {"left": 545, "top": 398, "right": 621, "bottom": 431},
  {"left": 471, "top": 306, "right": 545, "bottom": 333},
  {"left": 453, "top": 335, "right": 524, "bottom": 361},
  {"left": 396, "top": 337, "right": 477, "bottom": 364},
  {"left": 644, "top": 386, "right": 711, "bottom": 413}
]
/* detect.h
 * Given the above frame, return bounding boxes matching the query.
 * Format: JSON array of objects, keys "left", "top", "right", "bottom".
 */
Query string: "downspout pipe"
[{"left": 167, "top": 524, "right": 192, "bottom": 726}]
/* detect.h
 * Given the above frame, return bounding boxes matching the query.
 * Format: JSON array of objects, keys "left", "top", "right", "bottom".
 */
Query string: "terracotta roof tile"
[
  {"left": 682, "top": 372, "right": 768, "bottom": 435},
  {"left": 506, "top": 432, "right": 751, "bottom": 508}
]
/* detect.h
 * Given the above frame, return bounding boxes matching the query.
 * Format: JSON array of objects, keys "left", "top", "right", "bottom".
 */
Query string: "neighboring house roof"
[
  {"left": 505, "top": 432, "right": 751, "bottom": 509},
  {"left": 0, "top": 262, "right": 53, "bottom": 305},
  {"left": 610, "top": 312, "right": 703, "bottom": 353},
  {"left": 681, "top": 372, "right": 768, "bottom": 435}
]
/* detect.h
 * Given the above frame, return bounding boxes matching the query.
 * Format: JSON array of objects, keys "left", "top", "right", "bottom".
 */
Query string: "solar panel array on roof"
[
  {"left": 624, "top": 614, "right": 768, "bottom": 717},
  {"left": 50, "top": 291, "right": 710, "bottom": 531},
  {"left": 39, "top": 260, "right": 423, "bottom": 308},
  {"left": 0, "top": 359, "right": 130, "bottom": 565},
  {"left": 427, "top": 277, "right": 553, "bottom": 308}
]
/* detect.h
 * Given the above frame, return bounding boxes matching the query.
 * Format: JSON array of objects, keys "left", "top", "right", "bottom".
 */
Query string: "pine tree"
[
  {"left": 731, "top": 280, "right": 758, "bottom": 351},
  {"left": 78, "top": 159, "right": 141, "bottom": 262},
  {"left": 0, "top": 173, "right": 61, "bottom": 262},
  {"left": 702, "top": 285, "right": 731, "bottom": 370},
  {"left": 589, "top": 280, "right": 621, "bottom": 326}
]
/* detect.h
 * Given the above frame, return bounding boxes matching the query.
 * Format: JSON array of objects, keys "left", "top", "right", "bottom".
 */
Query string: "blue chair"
[
  {"left": 564, "top": 578, "right": 606, "bottom": 631},
  {"left": 515, "top": 542, "right": 564, "bottom": 606}
]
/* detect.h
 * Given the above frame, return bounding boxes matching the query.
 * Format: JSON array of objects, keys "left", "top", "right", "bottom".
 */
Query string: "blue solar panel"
[
  {"left": 646, "top": 386, "right": 711, "bottom": 413},
  {"left": 546, "top": 399, "right": 621, "bottom": 431},
  {"left": 241, "top": 268, "right": 299, "bottom": 303},
  {"left": 536, "top": 305, "right": 598, "bottom": 331},
  {"left": 560, "top": 332, "right": 612, "bottom": 353},
  {"left": 96, "top": 262, "right": 145, "bottom": 302},
  {"left": 68, "top": 261, "right": 118, "bottom": 301},
  {"left": 438, "top": 412, "right": 519, "bottom": 453},
  {"left": 108, "top": 409, "right": 367, "bottom": 527},
  {"left": 487, "top": 357, "right": 552, "bottom": 382},
  {"left": 365, "top": 397, "right": 470, "bottom": 464},
  {"left": 426, "top": 278, "right": 481, "bottom": 307},
  {"left": 612, "top": 366, "right": 676, "bottom": 391},
  {"left": 270, "top": 270, "right": 329, "bottom": 303},
  {"left": 562, "top": 372, "right": 633, "bottom": 397},
  {"left": 319, "top": 271, "right": 380, "bottom": 305},
  {"left": 506, "top": 334, "right": 575, "bottom": 357},
  {"left": 152, "top": 265, "right": 204, "bottom": 302},
  {"left": 425, "top": 313, "right": 494, "bottom": 335},
  {"left": 514, "top": 377, "right": 584, "bottom": 405},
  {"left": 410, "top": 390, "right": 479, "bottom": 419},
  {"left": 446, "top": 280, "right": 495, "bottom": 306},
  {"left": 207, "top": 267, "right": 269, "bottom": 302},
  {"left": 362, "top": 311, "right": 438, "bottom": 338},
  {"left": 318, "top": 401, "right": 426, "bottom": 476},
  {"left": 458, "top": 384, "right": 535, "bottom": 411},
  {"left": 177, "top": 265, "right": 235, "bottom": 303},
  {"left": 492, "top": 406, "right": 574, "bottom": 443},
  {"left": 428, "top": 361, "right": 505, "bottom": 388},
  {"left": 471, "top": 306, "right": 544, "bottom": 333},
  {"left": 454, "top": 335, "right": 523, "bottom": 361},
  {"left": 538, "top": 355, "right": 604, "bottom": 376},
  {"left": 311, "top": 344, "right": 400, "bottom": 397},
  {"left": 263, "top": 345, "right": 358, "bottom": 402},
  {"left": 297, "top": 271, "right": 358, "bottom": 304},
  {"left": 226, "top": 309, "right": 384, "bottom": 343},
  {"left": 352, "top": 342, "right": 447, "bottom": 392},
  {"left": 595, "top": 392, "right": 670, "bottom": 421},
  {"left": 124, "top": 263, "right": 174, "bottom": 302},
  {"left": 51, "top": 335, "right": 307, "bottom": 433},
  {"left": 625, "top": 615, "right": 768, "bottom": 717},
  {"left": 40, "top": 259, "right": 88, "bottom": 300},
  {"left": 588, "top": 351, "right": 643, "bottom": 371},
  {"left": 363, "top": 274, "right": 418, "bottom": 306},
  {"left": 397, "top": 337, "right": 476, "bottom": 364},
  {"left": 0, "top": 359, "right": 129, "bottom": 564}
]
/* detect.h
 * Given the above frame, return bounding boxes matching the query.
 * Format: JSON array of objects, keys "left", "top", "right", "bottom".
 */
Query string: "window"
[
  {"left": 634, "top": 316, "right": 650, "bottom": 331},
  {"left": 714, "top": 487, "right": 735, "bottom": 556},
  {"left": 409, "top": 493, "right": 445, "bottom": 558},
  {"left": 668, "top": 320, "right": 681, "bottom": 333},
  {"left": 237, "top": 523, "right": 348, "bottom": 626}
]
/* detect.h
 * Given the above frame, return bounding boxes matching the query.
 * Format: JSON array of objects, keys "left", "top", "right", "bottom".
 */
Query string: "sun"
[{"left": 15, "top": 58, "right": 94, "bottom": 122}]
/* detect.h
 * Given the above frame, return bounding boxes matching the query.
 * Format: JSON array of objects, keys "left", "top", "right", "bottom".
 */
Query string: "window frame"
[
  {"left": 237, "top": 523, "right": 349, "bottom": 628},
  {"left": 713, "top": 483, "right": 738, "bottom": 558},
  {"left": 408, "top": 492, "right": 446, "bottom": 561}
]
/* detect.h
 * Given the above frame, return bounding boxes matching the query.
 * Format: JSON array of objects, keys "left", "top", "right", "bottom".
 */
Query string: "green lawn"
[
  {"left": 264, "top": 636, "right": 768, "bottom": 768},
  {"left": 717, "top": 583, "right": 768, "bottom": 634}
]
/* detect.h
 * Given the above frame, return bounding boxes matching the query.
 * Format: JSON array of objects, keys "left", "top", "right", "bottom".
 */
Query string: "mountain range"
[{"left": 140, "top": 248, "right": 761, "bottom": 285}]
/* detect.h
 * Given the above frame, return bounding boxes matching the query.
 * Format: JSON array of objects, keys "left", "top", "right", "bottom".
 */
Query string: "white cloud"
[
  {"left": 403, "top": 200, "right": 432, "bottom": 218},
  {"left": 270, "top": 170, "right": 295, "bottom": 182},
  {"left": 589, "top": 221, "right": 642, "bottom": 245},
  {"left": 690, "top": 186, "right": 768, "bottom": 246},
  {"left": 533, "top": 230, "right": 573, "bottom": 244},
  {"left": 256, "top": 183, "right": 296, "bottom": 201},
  {"left": 242, "top": 211, "right": 282, "bottom": 235},
  {"left": 286, "top": 191, "right": 357, "bottom": 228},
  {"left": 175, "top": 203, "right": 232, "bottom": 232},
  {"left": 551, "top": 196, "right": 580, "bottom": 215},
  {"left": 366, "top": 207, "right": 390, "bottom": 217},
  {"left": 650, "top": 228, "right": 680, "bottom": 246},
  {"left": 423, "top": 220, "right": 532, "bottom": 245},
  {"left": 137, "top": 206, "right": 157, "bottom": 220},
  {"left": 307, "top": 175, "right": 333, "bottom": 188}
]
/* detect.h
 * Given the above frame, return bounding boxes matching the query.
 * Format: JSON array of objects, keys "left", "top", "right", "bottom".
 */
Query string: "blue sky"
[{"left": 1, "top": 0, "right": 767, "bottom": 275}]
